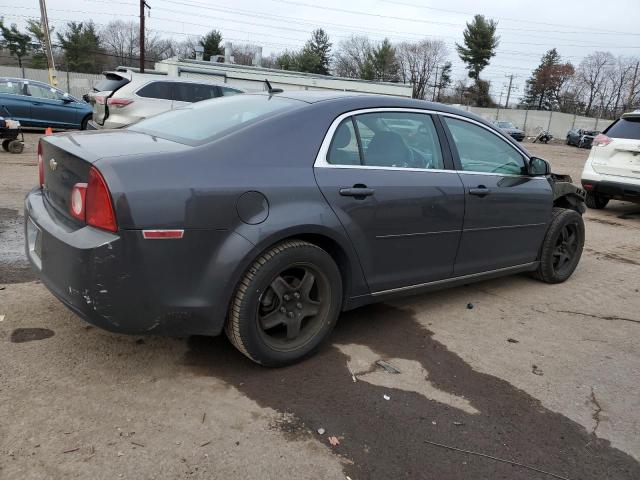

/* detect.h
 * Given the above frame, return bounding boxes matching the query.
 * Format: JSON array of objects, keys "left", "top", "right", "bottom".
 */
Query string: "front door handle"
[
  {"left": 469, "top": 186, "right": 491, "bottom": 197},
  {"left": 339, "top": 186, "right": 375, "bottom": 198}
]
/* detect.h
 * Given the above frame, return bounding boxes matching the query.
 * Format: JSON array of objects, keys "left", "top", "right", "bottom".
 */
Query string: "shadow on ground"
[
  {"left": 0, "top": 208, "right": 36, "bottom": 284},
  {"left": 185, "top": 304, "right": 640, "bottom": 480}
]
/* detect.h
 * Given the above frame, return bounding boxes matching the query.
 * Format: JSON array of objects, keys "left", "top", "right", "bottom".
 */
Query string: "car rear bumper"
[
  {"left": 581, "top": 179, "right": 640, "bottom": 200},
  {"left": 24, "top": 188, "right": 255, "bottom": 336}
]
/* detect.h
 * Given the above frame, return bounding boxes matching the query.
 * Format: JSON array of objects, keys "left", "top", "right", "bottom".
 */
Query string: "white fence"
[{"left": 0, "top": 66, "right": 103, "bottom": 99}]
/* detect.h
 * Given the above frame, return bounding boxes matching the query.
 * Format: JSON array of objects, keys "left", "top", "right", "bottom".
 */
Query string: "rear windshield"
[
  {"left": 94, "top": 74, "right": 130, "bottom": 92},
  {"left": 128, "top": 94, "right": 305, "bottom": 145},
  {"left": 604, "top": 117, "right": 640, "bottom": 140}
]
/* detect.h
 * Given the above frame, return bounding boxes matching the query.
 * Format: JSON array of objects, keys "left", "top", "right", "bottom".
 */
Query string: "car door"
[
  {"left": 25, "top": 82, "right": 79, "bottom": 128},
  {"left": 0, "top": 79, "right": 31, "bottom": 123},
  {"left": 171, "top": 82, "right": 219, "bottom": 109},
  {"left": 314, "top": 109, "right": 465, "bottom": 294},
  {"left": 441, "top": 115, "right": 552, "bottom": 276}
]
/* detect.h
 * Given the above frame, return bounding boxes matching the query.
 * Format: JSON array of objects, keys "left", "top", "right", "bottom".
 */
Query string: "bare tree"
[
  {"left": 333, "top": 35, "right": 373, "bottom": 78},
  {"left": 100, "top": 20, "right": 178, "bottom": 68},
  {"left": 396, "top": 39, "right": 448, "bottom": 99},
  {"left": 577, "top": 51, "right": 615, "bottom": 116},
  {"left": 232, "top": 43, "right": 261, "bottom": 66}
]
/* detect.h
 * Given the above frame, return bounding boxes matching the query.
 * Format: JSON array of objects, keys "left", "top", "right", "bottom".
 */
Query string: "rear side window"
[
  {"left": 221, "top": 87, "right": 242, "bottom": 96},
  {"left": 0, "top": 80, "right": 23, "bottom": 95},
  {"left": 173, "top": 83, "right": 219, "bottom": 103},
  {"left": 136, "top": 81, "right": 173, "bottom": 100},
  {"left": 328, "top": 119, "right": 360, "bottom": 165},
  {"left": 94, "top": 74, "right": 129, "bottom": 92},
  {"left": 129, "top": 94, "right": 304, "bottom": 145},
  {"left": 604, "top": 117, "right": 640, "bottom": 140},
  {"left": 444, "top": 117, "right": 526, "bottom": 175}
]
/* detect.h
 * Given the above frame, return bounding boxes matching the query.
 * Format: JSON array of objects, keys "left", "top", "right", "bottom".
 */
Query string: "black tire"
[
  {"left": 80, "top": 115, "right": 90, "bottom": 130},
  {"left": 226, "top": 240, "right": 343, "bottom": 367},
  {"left": 585, "top": 192, "right": 609, "bottom": 209},
  {"left": 566, "top": 137, "right": 571, "bottom": 145},
  {"left": 533, "top": 208, "right": 584, "bottom": 284},
  {"left": 1, "top": 139, "right": 10, "bottom": 151},
  {"left": 7, "top": 140, "right": 23, "bottom": 154}
]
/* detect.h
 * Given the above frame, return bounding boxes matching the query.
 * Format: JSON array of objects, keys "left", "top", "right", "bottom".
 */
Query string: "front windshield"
[{"left": 129, "top": 94, "right": 305, "bottom": 145}]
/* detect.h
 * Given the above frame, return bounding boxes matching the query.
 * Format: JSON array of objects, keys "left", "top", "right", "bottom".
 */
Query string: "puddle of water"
[
  {"left": 10, "top": 328, "right": 55, "bottom": 343},
  {"left": 183, "top": 304, "right": 640, "bottom": 480}
]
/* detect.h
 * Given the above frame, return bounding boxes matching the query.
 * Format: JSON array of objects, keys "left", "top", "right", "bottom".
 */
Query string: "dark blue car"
[{"left": 0, "top": 77, "right": 92, "bottom": 130}]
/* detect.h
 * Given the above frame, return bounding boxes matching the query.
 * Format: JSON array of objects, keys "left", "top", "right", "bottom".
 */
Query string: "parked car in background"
[
  {"left": 86, "top": 71, "right": 244, "bottom": 129},
  {"left": 494, "top": 121, "right": 525, "bottom": 141},
  {"left": 566, "top": 128, "right": 599, "bottom": 148},
  {"left": 0, "top": 77, "right": 92, "bottom": 130},
  {"left": 581, "top": 111, "right": 640, "bottom": 209},
  {"left": 26, "top": 92, "right": 587, "bottom": 366}
]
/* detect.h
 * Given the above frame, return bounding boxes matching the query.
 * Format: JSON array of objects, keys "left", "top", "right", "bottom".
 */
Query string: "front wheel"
[
  {"left": 80, "top": 115, "right": 90, "bottom": 130},
  {"left": 585, "top": 192, "right": 609, "bottom": 209},
  {"left": 533, "top": 208, "right": 585, "bottom": 284},
  {"left": 226, "top": 240, "right": 342, "bottom": 367}
]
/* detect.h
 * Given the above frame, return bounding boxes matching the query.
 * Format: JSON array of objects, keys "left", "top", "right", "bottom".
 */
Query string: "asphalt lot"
[{"left": 1, "top": 133, "right": 639, "bottom": 479}]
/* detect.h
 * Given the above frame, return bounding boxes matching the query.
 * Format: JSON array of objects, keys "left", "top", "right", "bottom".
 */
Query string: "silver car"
[{"left": 87, "top": 71, "right": 243, "bottom": 129}]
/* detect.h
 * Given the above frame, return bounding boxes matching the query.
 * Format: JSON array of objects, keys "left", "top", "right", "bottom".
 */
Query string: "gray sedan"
[{"left": 25, "top": 92, "right": 586, "bottom": 366}]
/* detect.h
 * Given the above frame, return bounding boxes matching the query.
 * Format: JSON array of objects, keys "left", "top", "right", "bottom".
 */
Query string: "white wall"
[{"left": 0, "top": 66, "right": 103, "bottom": 99}]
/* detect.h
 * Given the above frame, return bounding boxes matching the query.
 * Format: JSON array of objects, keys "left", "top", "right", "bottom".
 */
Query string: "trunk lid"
[
  {"left": 41, "top": 130, "right": 190, "bottom": 222},
  {"left": 591, "top": 115, "right": 640, "bottom": 180}
]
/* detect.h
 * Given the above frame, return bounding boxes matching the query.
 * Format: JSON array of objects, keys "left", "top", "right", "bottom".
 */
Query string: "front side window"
[
  {"left": 443, "top": 117, "right": 526, "bottom": 175},
  {"left": 27, "top": 83, "right": 64, "bottom": 100},
  {"left": 327, "top": 111, "right": 444, "bottom": 170},
  {"left": 136, "top": 81, "right": 173, "bottom": 100},
  {"left": 221, "top": 87, "right": 242, "bottom": 96}
]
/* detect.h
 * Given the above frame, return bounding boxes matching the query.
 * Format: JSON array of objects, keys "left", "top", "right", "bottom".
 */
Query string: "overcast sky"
[{"left": 5, "top": 0, "right": 640, "bottom": 101}]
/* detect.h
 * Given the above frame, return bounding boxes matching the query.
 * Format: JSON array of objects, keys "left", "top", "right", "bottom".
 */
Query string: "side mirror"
[
  {"left": 62, "top": 93, "right": 73, "bottom": 103},
  {"left": 529, "top": 157, "right": 550, "bottom": 176}
]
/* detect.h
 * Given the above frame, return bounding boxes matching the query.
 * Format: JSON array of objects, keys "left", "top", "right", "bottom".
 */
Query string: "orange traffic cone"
[{"left": 45, "top": 127, "right": 53, "bottom": 135}]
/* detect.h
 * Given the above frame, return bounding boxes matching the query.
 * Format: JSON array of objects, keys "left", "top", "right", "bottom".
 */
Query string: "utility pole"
[
  {"left": 139, "top": 0, "right": 150, "bottom": 73},
  {"left": 504, "top": 74, "right": 516, "bottom": 109},
  {"left": 431, "top": 65, "right": 439, "bottom": 102},
  {"left": 38, "top": 0, "right": 57, "bottom": 86},
  {"left": 626, "top": 61, "right": 639, "bottom": 111}
]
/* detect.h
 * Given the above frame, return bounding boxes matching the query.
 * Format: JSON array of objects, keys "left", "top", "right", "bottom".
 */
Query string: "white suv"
[
  {"left": 87, "top": 71, "right": 243, "bottom": 129},
  {"left": 581, "top": 111, "right": 640, "bottom": 209}
]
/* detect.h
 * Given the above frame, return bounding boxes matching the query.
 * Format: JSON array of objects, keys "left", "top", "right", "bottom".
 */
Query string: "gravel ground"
[{"left": 1, "top": 133, "right": 639, "bottom": 479}]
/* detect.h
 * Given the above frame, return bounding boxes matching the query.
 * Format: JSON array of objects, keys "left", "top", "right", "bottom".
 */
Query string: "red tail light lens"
[
  {"left": 70, "top": 183, "right": 87, "bottom": 220},
  {"left": 86, "top": 167, "right": 117, "bottom": 232},
  {"left": 95, "top": 95, "right": 105, "bottom": 105},
  {"left": 592, "top": 133, "right": 612, "bottom": 147},
  {"left": 37, "top": 141, "right": 44, "bottom": 187},
  {"left": 107, "top": 98, "right": 133, "bottom": 108}
]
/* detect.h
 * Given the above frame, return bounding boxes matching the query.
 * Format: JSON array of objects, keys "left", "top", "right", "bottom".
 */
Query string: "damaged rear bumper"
[{"left": 24, "top": 188, "right": 251, "bottom": 336}]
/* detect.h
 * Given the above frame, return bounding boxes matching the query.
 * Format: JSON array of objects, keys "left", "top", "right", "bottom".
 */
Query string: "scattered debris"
[
  {"left": 235, "top": 441, "right": 240, "bottom": 446},
  {"left": 117, "top": 451, "right": 124, "bottom": 457},
  {"left": 589, "top": 387, "right": 603, "bottom": 436},
  {"left": 347, "top": 364, "right": 357, "bottom": 383},
  {"left": 376, "top": 360, "right": 401, "bottom": 374},
  {"left": 328, "top": 436, "right": 340, "bottom": 447},
  {"left": 317, "top": 428, "right": 325, "bottom": 435},
  {"left": 453, "top": 421, "right": 464, "bottom": 426},
  {"left": 383, "top": 394, "right": 391, "bottom": 401},
  {"left": 424, "top": 439, "right": 570, "bottom": 480},
  {"left": 507, "top": 338, "right": 519, "bottom": 343},
  {"left": 201, "top": 412, "right": 206, "bottom": 424},
  {"left": 200, "top": 441, "right": 211, "bottom": 447},
  {"left": 466, "top": 303, "right": 474, "bottom": 310},
  {"left": 135, "top": 338, "right": 145, "bottom": 345},
  {"left": 532, "top": 365, "right": 544, "bottom": 376},
  {"left": 130, "top": 441, "right": 145, "bottom": 447},
  {"left": 63, "top": 448, "right": 79, "bottom": 454},
  {"left": 431, "top": 421, "right": 437, "bottom": 425},
  {"left": 0, "top": 314, "right": 4, "bottom": 322}
]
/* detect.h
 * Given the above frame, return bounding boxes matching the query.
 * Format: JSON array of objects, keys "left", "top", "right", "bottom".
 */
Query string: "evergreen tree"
[
  {"left": 57, "top": 21, "right": 102, "bottom": 73},
  {"left": 26, "top": 19, "right": 51, "bottom": 69},
  {"left": 456, "top": 15, "right": 499, "bottom": 81},
  {"left": 302, "top": 28, "right": 331, "bottom": 75},
  {"left": 436, "top": 61, "right": 452, "bottom": 100},
  {"left": 199, "top": 30, "right": 223, "bottom": 61},
  {"left": 0, "top": 19, "right": 32, "bottom": 68},
  {"left": 522, "top": 49, "right": 574, "bottom": 110},
  {"left": 369, "top": 38, "right": 400, "bottom": 82}
]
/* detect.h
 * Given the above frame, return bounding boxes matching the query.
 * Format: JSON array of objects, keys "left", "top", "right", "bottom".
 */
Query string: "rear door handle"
[
  {"left": 339, "top": 187, "right": 375, "bottom": 198},
  {"left": 469, "top": 186, "right": 491, "bottom": 196}
]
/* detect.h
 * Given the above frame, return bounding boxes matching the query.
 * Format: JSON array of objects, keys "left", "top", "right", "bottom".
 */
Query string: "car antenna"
[{"left": 265, "top": 79, "right": 283, "bottom": 95}]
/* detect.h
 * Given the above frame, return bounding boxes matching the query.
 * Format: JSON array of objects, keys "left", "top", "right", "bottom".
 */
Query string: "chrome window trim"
[{"left": 313, "top": 107, "right": 543, "bottom": 179}]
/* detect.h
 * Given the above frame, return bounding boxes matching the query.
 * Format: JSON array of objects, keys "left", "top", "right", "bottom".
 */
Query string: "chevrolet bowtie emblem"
[{"left": 49, "top": 158, "right": 58, "bottom": 171}]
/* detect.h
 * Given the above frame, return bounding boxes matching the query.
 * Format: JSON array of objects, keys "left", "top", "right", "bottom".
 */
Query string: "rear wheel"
[
  {"left": 1, "top": 139, "right": 10, "bottom": 151},
  {"left": 533, "top": 208, "right": 584, "bottom": 284},
  {"left": 226, "top": 240, "right": 342, "bottom": 367},
  {"left": 585, "top": 192, "right": 609, "bottom": 209},
  {"left": 7, "top": 140, "right": 23, "bottom": 154}
]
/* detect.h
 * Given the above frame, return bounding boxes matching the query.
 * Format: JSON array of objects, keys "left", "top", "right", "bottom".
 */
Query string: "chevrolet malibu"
[{"left": 25, "top": 92, "right": 586, "bottom": 366}]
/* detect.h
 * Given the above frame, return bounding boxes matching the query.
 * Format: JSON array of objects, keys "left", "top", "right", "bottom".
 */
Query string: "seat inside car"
[{"left": 364, "top": 131, "right": 410, "bottom": 167}]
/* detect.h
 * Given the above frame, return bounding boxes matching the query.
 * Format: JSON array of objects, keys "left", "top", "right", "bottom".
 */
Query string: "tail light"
[
  {"left": 37, "top": 141, "right": 44, "bottom": 187},
  {"left": 592, "top": 133, "right": 612, "bottom": 147},
  {"left": 69, "top": 167, "right": 117, "bottom": 232},
  {"left": 95, "top": 95, "right": 105, "bottom": 105},
  {"left": 107, "top": 98, "right": 133, "bottom": 108}
]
